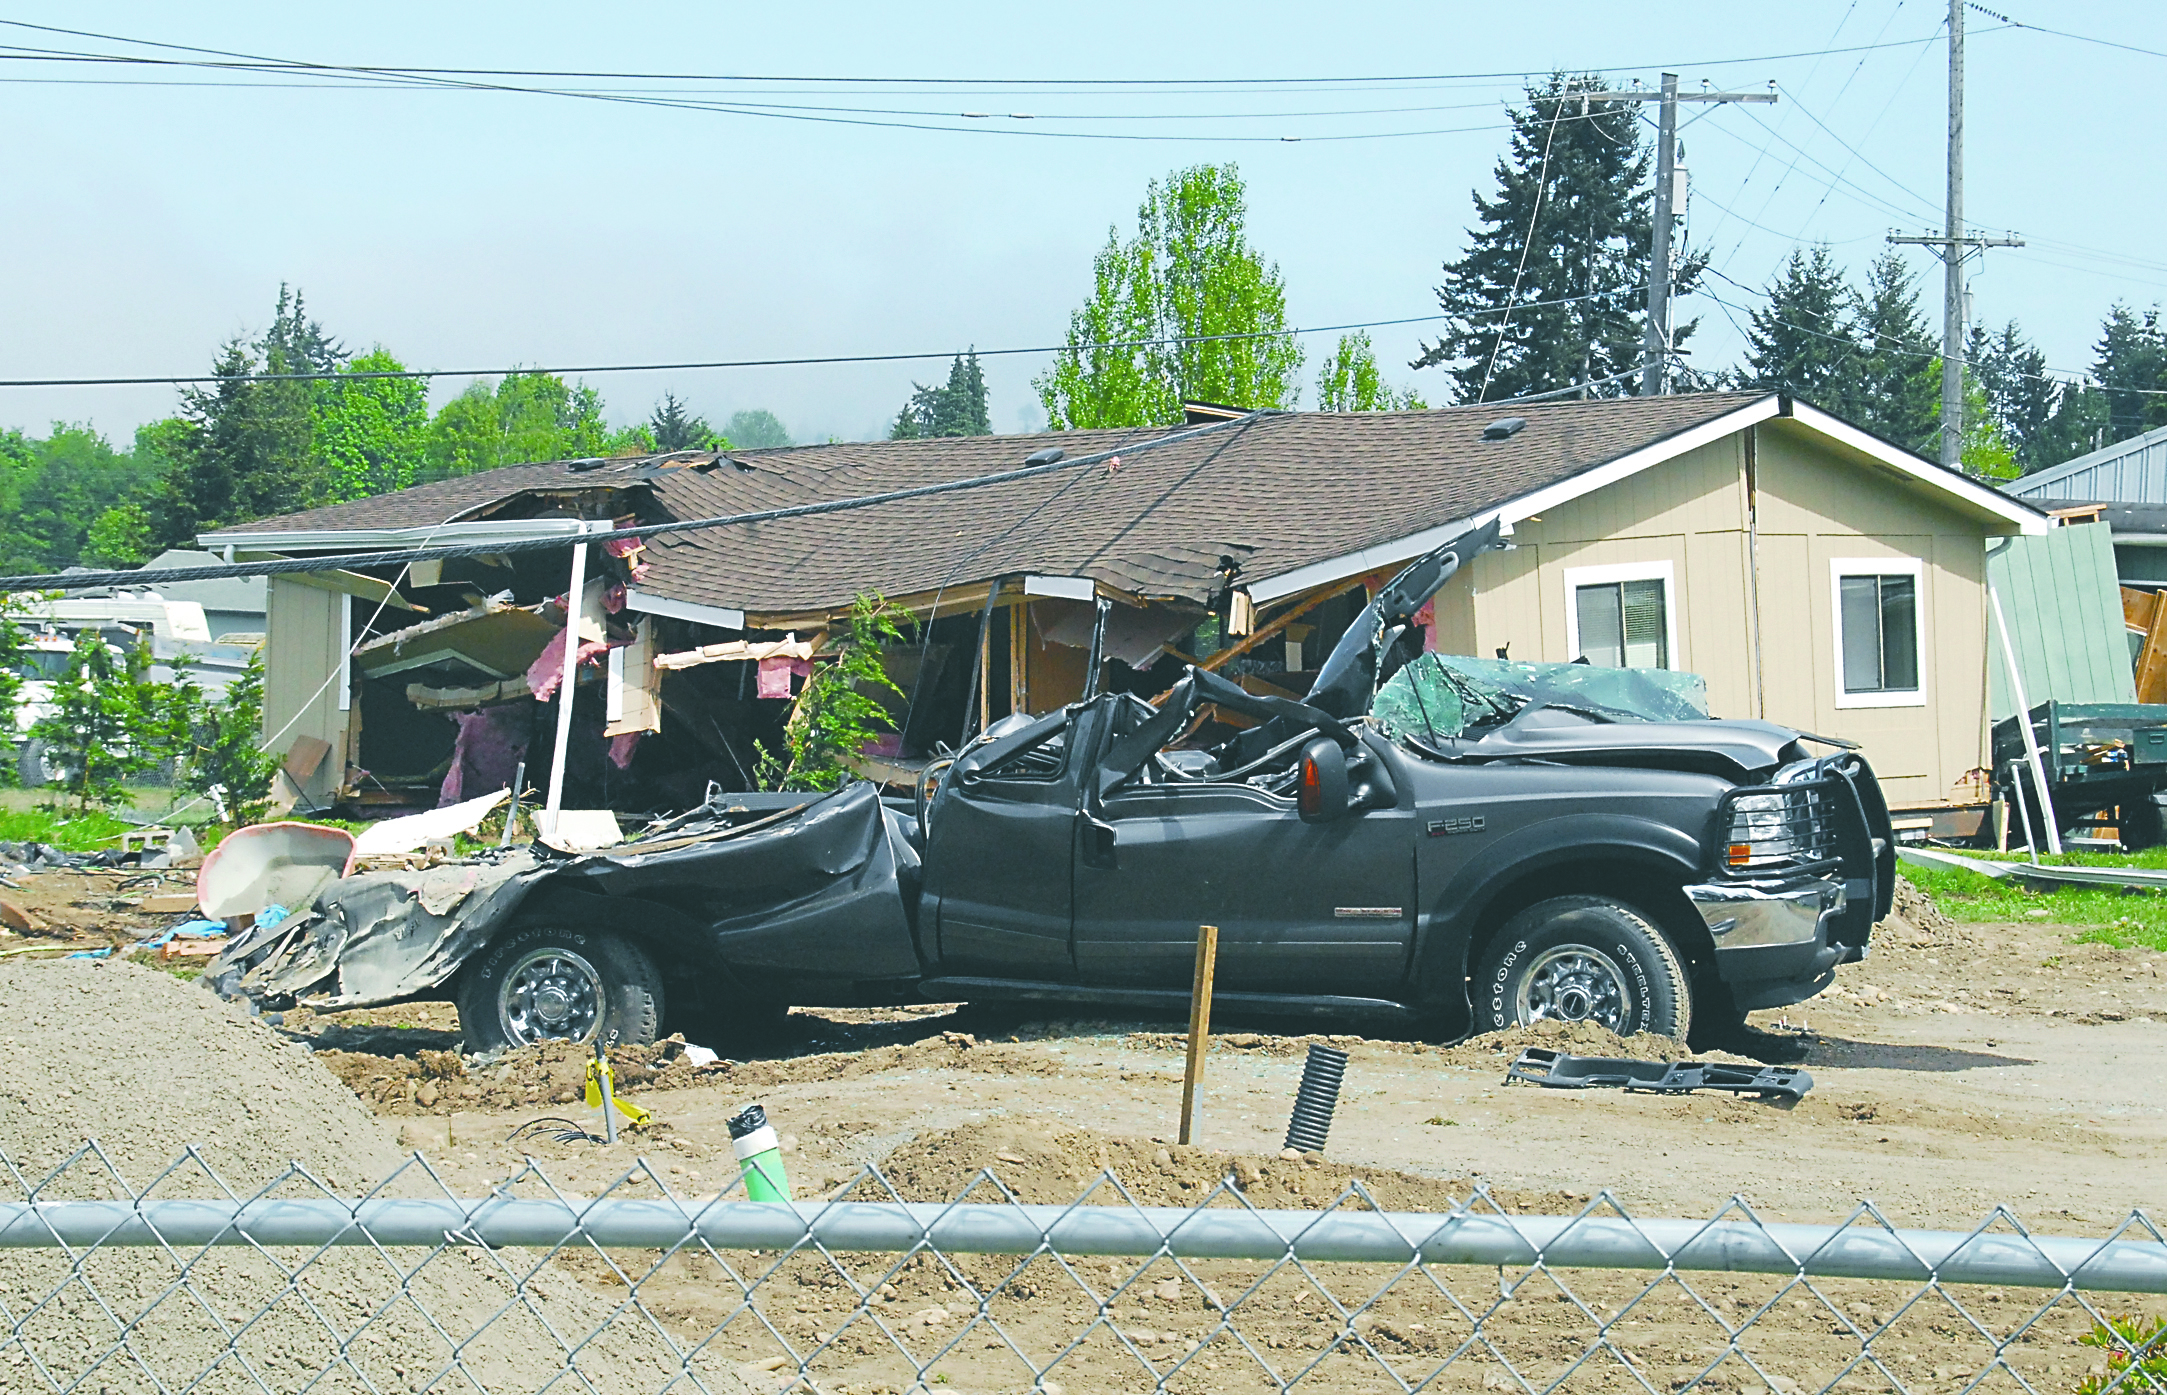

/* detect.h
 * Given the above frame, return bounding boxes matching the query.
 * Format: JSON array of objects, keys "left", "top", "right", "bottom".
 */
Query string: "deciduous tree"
[
  {"left": 1316, "top": 332, "right": 1427, "bottom": 412},
  {"left": 1037, "top": 164, "right": 1301, "bottom": 427}
]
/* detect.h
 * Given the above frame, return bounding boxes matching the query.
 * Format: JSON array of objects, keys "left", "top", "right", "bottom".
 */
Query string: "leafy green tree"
[
  {"left": 725, "top": 409, "right": 792, "bottom": 448},
  {"left": 85, "top": 503, "right": 154, "bottom": 565},
  {"left": 650, "top": 392, "right": 718, "bottom": 451},
  {"left": 757, "top": 594, "right": 910, "bottom": 792},
  {"left": 892, "top": 351, "right": 992, "bottom": 438},
  {"left": 1317, "top": 332, "right": 1427, "bottom": 412},
  {"left": 0, "top": 599, "right": 28, "bottom": 784},
  {"left": 1739, "top": 245, "right": 1859, "bottom": 409},
  {"left": 1850, "top": 252, "right": 1940, "bottom": 451},
  {"left": 1037, "top": 164, "right": 1302, "bottom": 427},
  {"left": 178, "top": 650, "right": 280, "bottom": 822},
  {"left": 317, "top": 348, "right": 430, "bottom": 499},
  {"left": 0, "top": 424, "right": 157, "bottom": 572},
  {"left": 1415, "top": 74, "right": 1693, "bottom": 403},
  {"left": 424, "top": 371, "right": 616, "bottom": 478}
]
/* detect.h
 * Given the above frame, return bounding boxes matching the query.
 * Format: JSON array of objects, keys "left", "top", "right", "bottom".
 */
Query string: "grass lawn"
[{"left": 1902, "top": 855, "right": 2167, "bottom": 951}]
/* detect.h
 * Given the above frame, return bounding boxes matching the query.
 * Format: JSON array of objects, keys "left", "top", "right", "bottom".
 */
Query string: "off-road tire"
[
  {"left": 456, "top": 925, "right": 663, "bottom": 1054},
  {"left": 1473, "top": 895, "right": 1692, "bottom": 1039},
  {"left": 15, "top": 739, "right": 63, "bottom": 789}
]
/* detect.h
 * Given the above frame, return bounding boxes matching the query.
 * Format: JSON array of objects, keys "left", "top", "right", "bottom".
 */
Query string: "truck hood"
[{"left": 1453, "top": 707, "right": 1806, "bottom": 782}]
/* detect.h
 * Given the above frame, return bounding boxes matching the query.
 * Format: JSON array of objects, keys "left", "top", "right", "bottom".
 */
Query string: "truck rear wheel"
[
  {"left": 457, "top": 925, "right": 663, "bottom": 1054},
  {"left": 1473, "top": 896, "right": 1691, "bottom": 1039}
]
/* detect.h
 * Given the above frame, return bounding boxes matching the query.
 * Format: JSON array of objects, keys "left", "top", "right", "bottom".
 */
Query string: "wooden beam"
[
  {"left": 1149, "top": 575, "right": 1367, "bottom": 707},
  {"left": 1009, "top": 600, "right": 1028, "bottom": 717},
  {"left": 2129, "top": 586, "right": 2167, "bottom": 705}
]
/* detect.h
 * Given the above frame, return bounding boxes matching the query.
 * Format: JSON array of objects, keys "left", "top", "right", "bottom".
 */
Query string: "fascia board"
[
  {"left": 624, "top": 588, "right": 746, "bottom": 631},
  {"left": 1023, "top": 575, "right": 1097, "bottom": 601},
  {"left": 195, "top": 519, "right": 591, "bottom": 552},
  {"left": 1247, "top": 397, "right": 1784, "bottom": 604},
  {"left": 1783, "top": 402, "right": 2052, "bottom": 536}
]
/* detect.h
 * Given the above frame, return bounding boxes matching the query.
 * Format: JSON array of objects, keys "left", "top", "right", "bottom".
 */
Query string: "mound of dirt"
[
  {"left": 0, "top": 959, "right": 683, "bottom": 1393},
  {"left": 870, "top": 1119, "right": 1578, "bottom": 1214},
  {"left": 313, "top": 1033, "right": 720, "bottom": 1116},
  {"left": 1886, "top": 873, "right": 1958, "bottom": 938},
  {"left": 1125, "top": 1016, "right": 1719, "bottom": 1068}
]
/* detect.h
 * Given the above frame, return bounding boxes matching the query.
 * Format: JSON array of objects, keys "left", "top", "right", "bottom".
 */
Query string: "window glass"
[
  {"left": 1840, "top": 572, "right": 1920, "bottom": 694},
  {"left": 1574, "top": 578, "right": 1667, "bottom": 669}
]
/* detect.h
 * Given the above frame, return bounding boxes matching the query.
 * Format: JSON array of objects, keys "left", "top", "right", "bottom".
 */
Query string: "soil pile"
[
  {"left": 1886, "top": 873, "right": 1958, "bottom": 938},
  {"left": 0, "top": 959, "right": 687, "bottom": 1393},
  {"left": 871, "top": 1120, "right": 1577, "bottom": 1213}
]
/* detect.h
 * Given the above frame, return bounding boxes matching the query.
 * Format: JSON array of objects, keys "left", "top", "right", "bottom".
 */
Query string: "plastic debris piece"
[{"left": 1505, "top": 1047, "right": 1812, "bottom": 1101}]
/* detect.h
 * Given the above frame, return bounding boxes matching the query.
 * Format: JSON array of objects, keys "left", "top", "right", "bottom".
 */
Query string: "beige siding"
[
  {"left": 262, "top": 577, "right": 352, "bottom": 807},
  {"left": 1440, "top": 422, "right": 1998, "bottom": 805}
]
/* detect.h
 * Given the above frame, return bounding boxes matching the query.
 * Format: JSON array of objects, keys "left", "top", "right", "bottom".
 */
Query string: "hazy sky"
[{"left": 1, "top": 1, "right": 2161, "bottom": 448}]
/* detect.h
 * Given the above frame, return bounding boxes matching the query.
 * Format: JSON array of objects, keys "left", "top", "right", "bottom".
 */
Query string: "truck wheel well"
[{"left": 1467, "top": 857, "right": 1712, "bottom": 975}]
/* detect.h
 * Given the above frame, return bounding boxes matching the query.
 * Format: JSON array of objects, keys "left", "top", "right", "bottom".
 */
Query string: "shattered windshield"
[{"left": 1372, "top": 654, "right": 1710, "bottom": 746}]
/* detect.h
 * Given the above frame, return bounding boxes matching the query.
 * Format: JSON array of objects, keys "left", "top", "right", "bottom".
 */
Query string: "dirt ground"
[{"left": 4, "top": 879, "right": 2163, "bottom": 1393}]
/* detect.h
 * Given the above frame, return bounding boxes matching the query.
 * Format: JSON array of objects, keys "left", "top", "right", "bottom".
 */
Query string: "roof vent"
[
  {"left": 1481, "top": 416, "right": 1527, "bottom": 441},
  {"left": 1024, "top": 446, "right": 1066, "bottom": 466},
  {"left": 565, "top": 457, "right": 609, "bottom": 472}
]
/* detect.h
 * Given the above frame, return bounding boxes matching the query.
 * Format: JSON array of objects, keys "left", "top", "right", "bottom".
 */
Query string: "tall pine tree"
[
  {"left": 1415, "top": 74, "right": 1695, "bottom": 403},
  {"left": 893, "top": 351, "right": 992, "bottom": 438},
  {"left": 1850, "top": 252, "right": 1940, "bottom": 452},
  {"left": 2092, "top": 304, "right": 2167, "bottom": 444},
  {"left": 1969, "top": 321, "right": 2073, "bottom": 473},
  {"left": 1738, "top": 245, "right": 1859, "bottom": 411}
]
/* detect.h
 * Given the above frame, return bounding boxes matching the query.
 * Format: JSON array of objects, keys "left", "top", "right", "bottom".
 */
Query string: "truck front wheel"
[
  {"left": 1473, "top": 896, "right": 1692, "bottom": 1039},
  {"left": 457, "top": 925, "right": 664, "bottom": 1054}
]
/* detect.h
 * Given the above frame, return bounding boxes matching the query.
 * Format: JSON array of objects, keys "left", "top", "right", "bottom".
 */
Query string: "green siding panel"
[{"left": 1987, "top": 524, "right": 2137, "bottom": 719}]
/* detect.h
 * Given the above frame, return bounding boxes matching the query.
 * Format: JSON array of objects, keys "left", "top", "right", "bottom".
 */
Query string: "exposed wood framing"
[
  {"left": 1009, "top": 600, "right": 1029, "bottom": 716},
  {"left": 1149, "top": 574, "right": 1367, "bottom": 707}
]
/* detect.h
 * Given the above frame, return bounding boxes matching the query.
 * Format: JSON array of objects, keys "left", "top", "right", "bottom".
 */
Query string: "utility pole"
[
  {"left": 1888, "top": 0, "right": 2021, "bottom": 470},
  {"left": 1584, "top": 76, "right": 1775, "bottom": 395}
]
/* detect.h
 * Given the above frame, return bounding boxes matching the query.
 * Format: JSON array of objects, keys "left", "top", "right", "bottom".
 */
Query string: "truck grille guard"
[{"left": 1706, "top": 752, "right": 1894, "bottom": 952}]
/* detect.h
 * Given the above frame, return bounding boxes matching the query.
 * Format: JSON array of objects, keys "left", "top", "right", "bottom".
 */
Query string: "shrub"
[{"left": 758, "top": 593, "right": 910, "bottom": 793}]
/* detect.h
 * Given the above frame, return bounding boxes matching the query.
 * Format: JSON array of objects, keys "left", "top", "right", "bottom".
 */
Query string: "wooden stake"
[{"left": 1179, "top": 924, "right": 1220, "bottom": 1146}]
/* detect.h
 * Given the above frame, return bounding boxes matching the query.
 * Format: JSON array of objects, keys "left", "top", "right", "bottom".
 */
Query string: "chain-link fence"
[{"left": 3, "top": 1140, "right": 2163, "bottom": 1395}]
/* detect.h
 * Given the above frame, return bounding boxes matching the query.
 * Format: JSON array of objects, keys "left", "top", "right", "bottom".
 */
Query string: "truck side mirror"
[{"left": 1298, "top": 738, "right": 1351, "bottom": 823}]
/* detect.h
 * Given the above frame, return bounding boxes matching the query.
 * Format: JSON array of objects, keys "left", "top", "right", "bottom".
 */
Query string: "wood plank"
[
  {"left": 2137, "top": 590, "right": 2167, "bottom": 704},
  {"left": 2123, "top": 585, "right": 2158, "bottom": 635}
]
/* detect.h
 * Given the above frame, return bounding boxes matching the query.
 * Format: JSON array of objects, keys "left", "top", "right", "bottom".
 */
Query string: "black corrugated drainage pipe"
[{"left": 1282, "top": 1044, "right": 1349, "bottom": 1154}]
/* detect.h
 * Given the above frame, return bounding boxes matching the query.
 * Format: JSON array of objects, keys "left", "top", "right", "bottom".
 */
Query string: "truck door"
[
  {"left": 1072, "top": 751, "right": 1415, "bottom": 996},
  {"left": 922, "top": 710, "right": 1078, "bottom": 977}
]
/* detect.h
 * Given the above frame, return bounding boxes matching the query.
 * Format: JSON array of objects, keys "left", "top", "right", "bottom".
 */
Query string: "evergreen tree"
[
  {"left": 1037, "top": 165, "right": 1301, "bottom": 427},
  {"left": 893, "top": 351, "right": 993, "bottom": 438},
  {"left": 2092, "top": 304, "right": 2167, "bottom": 444},
  {"left": 725, "top": 409, "right": 792, "bottom": 449},
  {"left": 1850, "top": 252, "right": 1940, "bottom": 452},
  {"left": 1414, "top": 74, "right": 1694, "bottom": 403},
  {"left": 1739, "top": 245, "right": 1859, "bottom": 410},
  {"left": 650, "top": 392, "right": 718, "bottom": 451},
  {"left": 1316, "top": 332, "right": 1427, "bottom": 411},
  {"left": 1969, "top": 321, "right": 2067, "bottom": 473},
  {"left": 152, "top": 286, "right": 346, "bottom": 545}
]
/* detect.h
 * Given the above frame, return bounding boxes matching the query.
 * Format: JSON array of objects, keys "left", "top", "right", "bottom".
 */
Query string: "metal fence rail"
[{"left": 3, "top": 1142, "right": 2164, "bottom": 1395}]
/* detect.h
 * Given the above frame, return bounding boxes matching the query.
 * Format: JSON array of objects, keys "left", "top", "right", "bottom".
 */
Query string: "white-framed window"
[
  {"left": 1563, "top": 560, "right": 1677, "bottom": 669},
  {"left": 1831, "top": 557, "right": 1926, "bottom": 708}
]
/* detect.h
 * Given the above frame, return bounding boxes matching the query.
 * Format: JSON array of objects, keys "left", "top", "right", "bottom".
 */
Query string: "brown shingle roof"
[{"left": 225, "top": 393, "right": 1764, "bottom": 613}]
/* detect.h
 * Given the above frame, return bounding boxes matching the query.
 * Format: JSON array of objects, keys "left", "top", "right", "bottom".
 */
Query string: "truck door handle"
[{"left": 1080, "top": 815, "right": 1118, "bottom": 869}]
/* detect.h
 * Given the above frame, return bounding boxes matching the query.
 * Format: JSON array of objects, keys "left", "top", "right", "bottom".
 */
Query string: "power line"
[
  {"left": 0, "top": 360, "right": 1641, "bottom": 595},
  {"left": 0, "top": 287, "right": 1654, "bottom": 391},
  {"left": 0, "top": 18, "right": 1987, "bottom": 88}
]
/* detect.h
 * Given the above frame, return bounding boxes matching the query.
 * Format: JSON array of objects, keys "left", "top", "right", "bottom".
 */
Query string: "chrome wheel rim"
[
  {"left": 1515, "top": 945, "right": 1631, "bottom": 1030},
  {"left": 499, "top": 948, "right": 603, "bottom": 1045}
]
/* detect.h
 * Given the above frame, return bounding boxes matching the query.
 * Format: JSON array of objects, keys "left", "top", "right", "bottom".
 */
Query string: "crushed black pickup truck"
[{"left": 207, "top": 519, "right": 1894, "bottom": 1050}]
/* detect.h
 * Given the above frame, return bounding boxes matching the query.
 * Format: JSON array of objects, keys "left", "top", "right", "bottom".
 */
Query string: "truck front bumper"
[{"left": 1680, "top": 875, "right": 1848, "bottom": 1011}]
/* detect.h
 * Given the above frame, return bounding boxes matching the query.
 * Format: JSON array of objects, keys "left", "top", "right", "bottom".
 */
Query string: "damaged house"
[{"left": 202, "top": 391, "right": 2045, "bottom": 821}]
